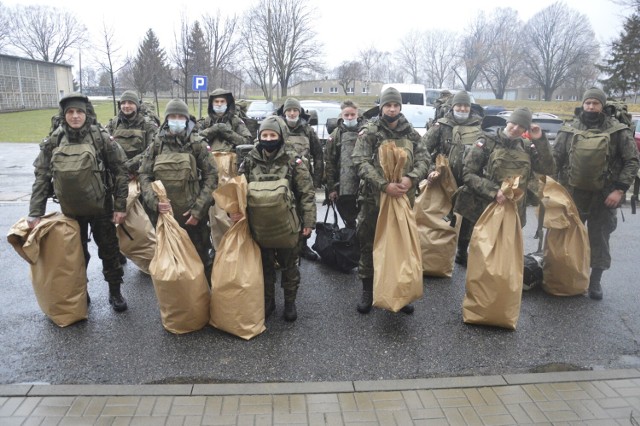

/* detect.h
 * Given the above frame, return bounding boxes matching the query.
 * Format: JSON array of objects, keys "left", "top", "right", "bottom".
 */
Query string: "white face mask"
[
  {"left": 453, "top": 111, "right": 470, "bottom": 121},
  {"left": 343, "top": 118, "right": 358, "bottom": 128},
  {"left": 168, "top": 119, "right": 187, "bottom": 133},
  {"left": 286, "top": 117, "right": 298, "bottom": 127},
  {"left": 213, "top": 105, "right": 227, "bottom": 114}
]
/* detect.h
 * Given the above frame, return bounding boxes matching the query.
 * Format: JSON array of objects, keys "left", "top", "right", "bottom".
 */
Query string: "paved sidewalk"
[{"left": 1, "top": 369, "right": 639, "bottom": 425}]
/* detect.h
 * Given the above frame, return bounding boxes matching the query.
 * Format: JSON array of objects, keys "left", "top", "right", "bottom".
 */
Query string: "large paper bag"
[
  {"left": 414, "top": 155, "right": 460, "bottom": 277},
  {"left": 541, "top": 177, "right": 590, "bottom": 296},
  {"left": 149, "top": 181, "right": 210, "bottom": 334},
  {"left": 210, "top": 152, "right": 237, "bottom": 250},
  {"left": 463, "top": 178, "right": 523, "bottom": 330},
  {"left": 117, "top": 180, "right": 156, "bottom": 274},
  {"left": 373, "top": 143, "right": 423, "bottom": 312},
  {"left": 7, "top": 213, "right": 87, "bottom": 327},
  {"left": 210, "top": 175, "right": 266, "bottom": 340}
]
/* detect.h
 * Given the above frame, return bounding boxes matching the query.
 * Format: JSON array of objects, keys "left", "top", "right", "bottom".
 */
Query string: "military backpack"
[{"left": 447, "top": 124, "right": 482, "bottom": 182}]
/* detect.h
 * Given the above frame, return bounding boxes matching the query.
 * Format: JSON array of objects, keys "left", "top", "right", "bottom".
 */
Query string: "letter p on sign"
[{"left": 192, "top": 75, "right": 207, "bottom": 91}]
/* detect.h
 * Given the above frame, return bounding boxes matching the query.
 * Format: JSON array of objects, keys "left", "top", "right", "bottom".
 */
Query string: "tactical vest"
[
  {"left": 50, "top": 128, "right": 107, "bottom": 217},
  {"left": 338, "top": 130, "right": 359, "bottom": 196},
  {"left": 561, "top": 123, "right": 627, "bottom": 191},
  {"left": 286, "top": 134, "right": 310, "bottom": 158},
  {"left": 375, "top": 138, "right": 415, "bottom": 177},
  {"left": 487, "top": 141, "right": 531, "bottom": 191},
  {"left": 246, "top": 160, "right": 300, "bottom": 249},
  {"left": 152, "top": 142, "right": 200, "bottom": 215},
  {"left": 448, "top": 124, "right": 482, "bottom": 183},
  {"left": 112, "top": 127, "right": 146, "bottom": 159}
]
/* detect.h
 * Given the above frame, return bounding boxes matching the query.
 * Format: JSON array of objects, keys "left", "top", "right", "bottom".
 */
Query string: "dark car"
[
  {"left": 531, "top": 113, "right": 564, "bottom": 145},
  {"left": 483, "top": 105, "right": 507, "bottom": 116}
]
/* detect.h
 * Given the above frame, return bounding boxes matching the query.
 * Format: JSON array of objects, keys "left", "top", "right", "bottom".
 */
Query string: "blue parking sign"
[{"left": 192, "top": 75, "right": 208, "bottom": 91}]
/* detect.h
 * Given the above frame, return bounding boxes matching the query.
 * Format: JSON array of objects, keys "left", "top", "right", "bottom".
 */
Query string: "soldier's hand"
[
  {"left": 27, "top": 216, "right": 41, "bottom": 229},
  {"left": 158, "top": 202, "right": 172, "bottom": 214},
  {"left": 605, "top": 189, "right": 624, "bottom": 208},
  {"left": 529, "top": 124, "right": 543, "bottom": 140},
  {"left": 427, "top": 171, "right": 440, "bottom": 185},
  {"left": 183, "top": 211, "right": 199, "bottom": 226},
  {"left": 112, "top": 212, "right": 127, "bottom": 225},
  {"left": 328, "top": 191, "right": 338, "bottom": 201},
  {"left": 302, "top": 227, "right": 312, "bottom": 237},
  {"left": 495, "top": 189, "right": 506, "bottom": 205},
  {"left": 385, "top": 182, "right": 409, "bottom": 198},
  {"left": 229, "top": 212, "right": 244, "bottom": 223}
]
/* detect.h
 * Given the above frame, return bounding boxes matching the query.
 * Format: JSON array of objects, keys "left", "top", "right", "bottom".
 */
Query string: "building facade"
[{"left": 288, "top": 79, "right": 384, "bottom": 98}]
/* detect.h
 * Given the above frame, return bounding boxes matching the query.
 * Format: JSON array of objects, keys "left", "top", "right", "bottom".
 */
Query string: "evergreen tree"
[
  {"left": 133, "top": 29, "right": 170, "bottom": 112},
  {"left": 188, "top": 22, "right": 211, "bottom": 83}
]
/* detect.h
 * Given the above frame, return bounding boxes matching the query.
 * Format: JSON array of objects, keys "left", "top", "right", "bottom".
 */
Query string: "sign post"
[{"left": 192, "top": 75, "right": 208, "bottom": 119}]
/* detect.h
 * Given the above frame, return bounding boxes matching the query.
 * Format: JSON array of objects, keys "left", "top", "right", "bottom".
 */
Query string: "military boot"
[
  {"left": 357, "top": 277, "right": 374, "bottom": 314},
  {"left": 588, "top": 268, "right": 603, "bottom": 300},
  {"left": 108, "top": 282, "right": 128, "bottom": 312},
  {"left": 283, "top": 301, "right": 297, "bottom": 322},
  {"left": 265, "top": 297, "right": 276, "bottom": 318},
  {"left": 455, "top": 238, "right": 470, "bottom": 266},
  {"left": 300, "top": 244, "right": 319, "bottom": 261},
  {"left": 119, "top": 253, "right": 127, "bottom": 265}
]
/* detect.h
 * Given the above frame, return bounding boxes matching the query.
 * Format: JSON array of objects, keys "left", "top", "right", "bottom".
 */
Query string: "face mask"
[
  {"left": 213, "top": 105, "right": 227, "bottom": 114},
  {"left": 343, "top": 118, "right": 358, "bottom": 128},
  {"left": 382, "top": 114, "right": 400, "bottom": 124},
  {"left": 259, "top": 139, "right": 281, "bottom": 153},
  {"left": 167, "top": 119, "right": 187, "bottom": 133},
  {"left": 453, "top": 111, "right": 469, "bottom": 121},
  {"left": 582, "top": 111, "right": 604, "bottom": 125},
  {"left": 286, "top": 117, "right": 298, "bottom": 127}
]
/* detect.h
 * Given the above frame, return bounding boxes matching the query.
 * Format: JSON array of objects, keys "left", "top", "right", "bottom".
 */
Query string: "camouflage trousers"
[
  {"left": 356, "top": 198, "right": 379, "bottom": 280},
  {"left": 77, "top": 214, "right": 124, "bottom": 285},
  {"left": 261, "top": 244, "right": 301, "bottom": 303},
  {"left": 571, "top": 188, "right": 618, "bottom": 270}
]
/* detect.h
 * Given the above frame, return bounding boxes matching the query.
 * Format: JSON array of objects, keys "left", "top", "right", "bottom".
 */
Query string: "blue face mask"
[
  {"left": 167, "top": 119, "right": 186, "bottom": 133},
  {"left": 343, "top": 118, "right": 358, "bottom": 128},
  {"left": 213, "top": 105, "right": 227, "bottom": 114}
]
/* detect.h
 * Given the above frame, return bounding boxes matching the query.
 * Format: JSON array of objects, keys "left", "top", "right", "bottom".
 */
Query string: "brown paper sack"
[
  {"left": 414, "top": 155, "right": 460, "bottom": 277},
  {"left": 209, "top": 152, "right": 237, "bottom": 250},
  {"left": 149, "top": 181, "right": 210, "bottom": 334},
  {"left": 7, "top": 213, "right": 87, "bottom": 327},
  {"left": 463, "top": 178, "right": 524, "bottom": 330},
  {"left": 373, "top": 143, "right": 423, "bottom": 312},
  {"left": 541, "top": 177, "right": 590, "bottom": 296},
  {"left": 210, "top": 175, "right": 266, "bottom": 340},
  {"left": 117, "top": 180, "right": 156, "bottom": 274}
]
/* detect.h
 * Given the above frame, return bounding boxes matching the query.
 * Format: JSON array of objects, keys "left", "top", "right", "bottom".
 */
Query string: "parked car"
[
  {"left": 531, "top": 113, "right": 564, "bottom": 145},
  {"left": 299, "top": 100, "right": 342, "bottom": 144},
  {"left": 401, "top": 104, "right": 435, "bottom": 137},
  {"left": 483, "top": 105, "right": 507, "bottom": 116},
  {"left": 246, "top": 100, "right": 275, "bottom": 122}
]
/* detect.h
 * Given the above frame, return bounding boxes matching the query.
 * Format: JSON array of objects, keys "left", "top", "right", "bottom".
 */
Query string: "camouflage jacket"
[
  {"left": 284, "top": 120, "right": 324, "bottom": 188},
  {"left": 243, "top": 145, "right": 317, "bottom": 229},
  {"left": 352, "top": 114, "right": 429, "bottom": 205},
  {"left": 106, "top": 112, "right": 158, "bottom": 174},
  {"left": 553, "top": 116, "right": 639, "bottom": 192},
  {"left": 324, "top": 118, "right": 365, "bottom": 193},
  {"left": 423, "top": 112, "right": 483, "bottom": 168},
  {"left": 138, "top": 120, "right": 218, "bottom": 220},
  {"left": 454, "top": 129, "right": 555, "bottom": 225},
  {"left": 29, "top": 124, "right": 128, "bottom": 217},
  {"left": 198, "top": 113, "right": 253, "bottom": 152}
]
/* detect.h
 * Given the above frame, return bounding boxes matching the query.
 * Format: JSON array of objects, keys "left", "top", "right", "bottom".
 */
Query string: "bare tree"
[
  {"left": 202, "top": 11, "right": 242, "bottom": 89},
  {"left": 456, "top": 13, "right": 495, "bottom": 91},
  {"left": 94, "top": 21, "right": 126, "bottom": 116},
  {"left": 359, "top": 46, "right": 387, "bottom": 91},
  {"left": 523, "top": 2, "right": 598, "bottom": 101},
  {"left": 481, "top": 8, "right": 524, "bottom": 99},
  {"left": 421, "top": 30, "right": 459, "bottom": 88},
  {"left": 0, "top": 2, "right": 10, "bottom": 53},
  {"left": 7, "top": 4, "right": 86, "bottom": 63},
  {"left": 240, "top": 7, "right": 274, "bottom": 100},
  {"left": 396, "top": 30, "right": 422, "bottom": 83},
  {"left": 243, "top": 0, "right": 322, "bottom": 98},
  {"left": 336, "top": 61, "right": 362, "bottom": 94},
  {"left": 171, "top": 14, "right": 192, "bottom": 103}
]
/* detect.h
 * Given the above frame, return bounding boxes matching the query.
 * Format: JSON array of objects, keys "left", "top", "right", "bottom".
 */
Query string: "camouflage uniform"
[
  {"left": 138, "top": 115, "right": 218, "bottom": 278},
  {"left": 454, "top": 129, "right": 555, "bottom": 227},
  {"left": 352, "top": 115, "right": 430, "bottom": 281},
  {"left": 29, "top": 94, "right": 129, "bottom": 299},
  {"left": 554, "top": 115, "right": 639, "bottom": 270},
  {"left": 324, "top": 117, "right": 366, "bottom": 228},
  {"left": 198, "top": 88, "right": 253, "bottom": 152},
  {"left": 242, "top": 141, "right": 316, "bottom": 307}
]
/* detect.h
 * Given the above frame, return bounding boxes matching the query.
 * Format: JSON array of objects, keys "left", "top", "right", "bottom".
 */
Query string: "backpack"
[
  {"left": 448, "top": 124, "right": 482, "bottom": 182},
  {"left": 139, "top": 101, "right": 161, "bottom": 127},
  {"left": 50, "top": 128, "right": 107, "bottom": 217},
  {"left": 604, "top": 100, "right": 633, "bottom": 128},
  {"left": 151, "top": 139, "right": 200, "bottom": 214}
]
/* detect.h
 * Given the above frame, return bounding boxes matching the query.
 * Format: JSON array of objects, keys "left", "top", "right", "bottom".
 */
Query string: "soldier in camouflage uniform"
[
  {"left": 423, "top": 91, "right": 483, "bottom": 265},
  {"left": 352, "top": 87, "right": 430, "bottom": 315},
  {"left": 454, "top": 107, "right": 555, "bottom": 261},
  {"left": 236, "top": 116, "right": 316, "bottom": 322},
  {"left": 106, "top": 90, "right": 158, "bottom": 177},
  {"left": 325, "top": 100, "right": 364, "bottom": 229},
  {"left": 198, "top": 88, "right": 253, "bottom": 151},
  {"left": 139, "top": 99, "right": 218, "bottom": 280},
  {"left": 554, "top": 88, "right": 639, "bottom": 300},
  {"left": 278, "top": 98, "right": 324, "bottom": 261},
  {"left": 28, "top": 93, "right": 130, "bottom": 312}
]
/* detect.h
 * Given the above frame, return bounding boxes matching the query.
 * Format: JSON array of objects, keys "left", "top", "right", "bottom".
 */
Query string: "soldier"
[
  {"left": 278, "top": 97, "right": 324, "bottom": 261},
  {"left": 234, "top": 116, "right": 316, "bottom": 322},
  {"left": 138, "top": 99, "right": 218, "bottom": 280},
  {"left": 352, "top": 87, "right": 430, "bottom": 314},
  {"left": 198, "top": 88, "right": 253, "bottom": 151},
  {"left": 454, "top": 107, "right": 556, "bottom": 260},
  {"left": 28, "top": 93, "right": 130, "bottom": 312},
  {"left": 105, "top": 90, "right": 158, "bottom": 177},
  {"left": 554, "top": 88, "right": 639, "bottom": 300},
  {"left": 423, "top": 91, "right": 483, "bottom": 265},
  {"left": 325, "top": 100, "right": 364, "bottom": 229}
]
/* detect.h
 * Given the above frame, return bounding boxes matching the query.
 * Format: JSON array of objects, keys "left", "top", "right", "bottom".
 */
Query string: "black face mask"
[
  {"left": 258, "top": 139, "right": 281, "bottom": 153},
  {"left": 581, "top": 110, "right": 605, "bottom": 126},
  {"left": 382, "top": 114, "right": 400, "bottom": 123}
]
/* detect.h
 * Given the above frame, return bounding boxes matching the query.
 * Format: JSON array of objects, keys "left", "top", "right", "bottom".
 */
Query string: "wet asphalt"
[{"left": 0, "top": 142, "right": 639, "bottom": 385}]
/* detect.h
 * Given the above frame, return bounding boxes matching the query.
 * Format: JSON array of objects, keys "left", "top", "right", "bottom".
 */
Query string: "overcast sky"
[{"left": 2, "top": 0, "right": 631, "bottom": 71}]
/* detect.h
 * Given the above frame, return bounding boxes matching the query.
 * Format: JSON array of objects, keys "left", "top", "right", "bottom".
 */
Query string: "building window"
[
  {"left": 314, "top": 87, "right": 323, "bottom": 94},
  {"left": 570, "top": 95, "right": 578, "bottom": 101},
  {"left": 527, "top": 93, "right": 537, "bottom": 100},
  {"left": 346, "top": 87, "right": 354, "bottom": 94},
  {"left": 555, "top": 94, "right": 563, "bottom": 101},
  {"left": 360, "top": 87, "right": 368, "bottom": 94},
  {"left": 329, "top": 87, "right": 338, "bottom": 93}
]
